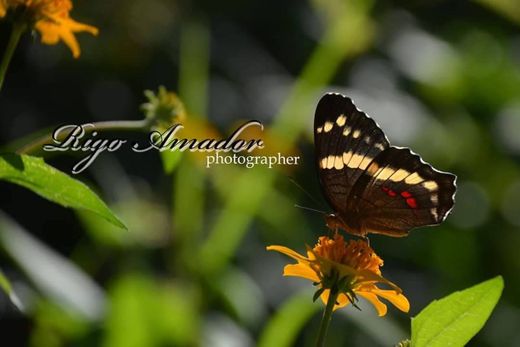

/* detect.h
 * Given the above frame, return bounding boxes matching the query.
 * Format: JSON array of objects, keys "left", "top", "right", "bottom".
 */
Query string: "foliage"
[
  {"left": 0, "top": 154, "right": 125, "bottom": 229},
  {"left": 411, "top": 276, "right": 504, "bottom": 347}
]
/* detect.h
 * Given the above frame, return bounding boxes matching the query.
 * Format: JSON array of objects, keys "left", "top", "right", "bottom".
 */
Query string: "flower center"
[{"left": 312, "top": 234, "right": 383, "bottom": 275}]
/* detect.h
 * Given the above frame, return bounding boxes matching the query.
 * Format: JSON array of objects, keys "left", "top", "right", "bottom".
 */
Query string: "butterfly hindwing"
[
  {"left": 314, "top": 93, "right": 390, "bottom": 215},
  {"left": 349, "top": 147, "right": 456, "bottom": 236}
]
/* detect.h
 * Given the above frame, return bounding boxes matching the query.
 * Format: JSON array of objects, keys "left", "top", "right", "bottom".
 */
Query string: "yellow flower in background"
[
  {"left": 0, "top": 0, "right": 98, "bottom": 58},
  {"left": 267, "top": 234, "right": 410, "bottom": 316}
]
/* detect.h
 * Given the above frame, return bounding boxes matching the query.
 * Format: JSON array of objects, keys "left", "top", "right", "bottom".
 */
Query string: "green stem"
[
  {"left": 16, "top": 119, "right": 151, "bottom": 155},
  {"left": 0, "top": 21, "right": 27, "bottom": 92},
  {"left": 315, "top": 286, "right": 339, "bottom": 347},
  {"left": 172, "top": 19, "right": 209, "bottom": 273}
]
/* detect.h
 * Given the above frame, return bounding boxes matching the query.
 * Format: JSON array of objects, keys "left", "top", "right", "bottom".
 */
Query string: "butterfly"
[{"left": 314, "top": 93, "right": 456, "bottom": 237}]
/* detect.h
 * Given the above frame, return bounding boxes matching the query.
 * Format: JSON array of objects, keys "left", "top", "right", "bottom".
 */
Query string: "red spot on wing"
[
  {"left": 382, "top": 186, "right": 397, "bottom": 197},
  {"left": 383, "top": 187, "right": 418, "bottom": 208},
  {"left": 406, "top": 197, "right": 418, "bottom": 209}
]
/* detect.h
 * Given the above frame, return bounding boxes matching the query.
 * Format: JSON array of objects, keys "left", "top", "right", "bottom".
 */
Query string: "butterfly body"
[
  {"left": 324, "top": 213, "right": 364, "bottom": 237},
  {"left": 314, "top": 93, "right": 456, "bottom": 237}
]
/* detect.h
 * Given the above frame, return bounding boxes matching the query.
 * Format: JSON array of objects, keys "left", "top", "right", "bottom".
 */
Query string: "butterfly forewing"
[
  {"left": 314, "top": 93, "right": 456, "bottom": 237},
  {"left": 314, "top": 93, "right": 389, "bottom": 216}
]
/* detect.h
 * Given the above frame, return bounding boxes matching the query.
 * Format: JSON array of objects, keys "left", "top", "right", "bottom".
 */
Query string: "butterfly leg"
[{"left": 364, "top": 235, "right": 371, "bottom": 247}]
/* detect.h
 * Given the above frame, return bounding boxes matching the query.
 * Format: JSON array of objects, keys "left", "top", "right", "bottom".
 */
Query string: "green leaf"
[
  {"left": 160, "top": 150, "right": 183, "bottom": 174},
  {"left": 475, "top": 0, "right": 520, "bottom": 25},
  {"left": 258, "top": 290, "right": 320, "bottom": 347},
  {"left": 0, "top": 153, "right": 126, "bottom": 229},
  {"left": 411, "top": 276, "right": 504, "bottom": 347},
  {"left": 0, "top": 267, "right": 22, "bottom": 310},
  {"left": 0, "top": 212, "right": 105, "bottom": 319},
  {"left": 103, "top": 274, "right": 199, "bottom": 347}
]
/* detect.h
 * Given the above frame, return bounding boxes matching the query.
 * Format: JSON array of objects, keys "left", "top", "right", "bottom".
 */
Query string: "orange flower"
[
  {"left": 0, "top": 0, "right": 98, "bottom": 58},
  {"left": 267, "top": 234, "right": 410, "bottom": 316}
]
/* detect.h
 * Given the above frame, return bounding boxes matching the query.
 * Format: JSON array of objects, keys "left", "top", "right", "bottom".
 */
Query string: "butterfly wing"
[
  {"left": 349, "top": 147, "right": 456, "bottom": 236},
  {"left": 314, "top": 93, "right": 390, "bottom": 219}
]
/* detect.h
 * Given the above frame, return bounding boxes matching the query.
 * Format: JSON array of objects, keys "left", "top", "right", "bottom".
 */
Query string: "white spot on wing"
[
  {"left": 376, "top": 167, "right": 395, "bottom": 180},
  {"left": 367, "top": 162, "right": 380, "bottom": 175},
  {"left": 359, "top": 156, "right": 373, "bottom": 170},
  {"left": 389, "top": 169, "right": 410, "bottom": 182},
  {"left": 334, "top": 156, "right": 344, "bottom": 170},
  {"left": 405, "top": 172, "right": 423, "bottom": 184},
  {"left": 353, "top": 130, "right": 361, "bottom": 138},
  {"left": 326, "top": 155, "right": 335, "bottom": 169},
  {"left": 346, "top": 153, "right": 373, "bottom": 170},
  {"left": 336, "top": 114, "right": 347, "bottom": 126},
  {"left": 431, "top": 208, "right": 439, "bottom": 220},
  {"left": 423, "top": 180, "right": 438, "bottom": 191},
  {"left": 324, "top": 122, "right": 334, "bottom": 133},
  {"left": 343, "top": 127, "right": 351, "bottom": 137},
  {"left": 343, "top": 151, "right": 352, "bottom": 165}
]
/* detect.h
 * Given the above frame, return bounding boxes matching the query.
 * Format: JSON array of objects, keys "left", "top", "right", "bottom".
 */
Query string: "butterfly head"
[
  {"left": 324, "top": 212, "right": 366, "bottom": 236},
  {"left": 324, "top": 213, "right": 344, "bottom": 232}
]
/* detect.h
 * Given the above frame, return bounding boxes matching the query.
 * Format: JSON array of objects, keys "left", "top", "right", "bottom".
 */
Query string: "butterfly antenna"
[
  {"left": 294, "top": 204, "right": 326, "bottom": 215},
  {"left": 287, "top": 176, "right": 327, "bottom": 210}
]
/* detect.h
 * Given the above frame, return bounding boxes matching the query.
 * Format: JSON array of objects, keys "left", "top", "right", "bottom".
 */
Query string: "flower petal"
[
  {"left": 34, "top": 11, "right": 98, "bottom": 58},
  {"left": 334, "top": 293, "right": 350, "bottom": 311},
  {"left": 267, "top": 245, "right": 309, "bottom": 262},
  {"left": 320, "top": 288, "right": 329, "bottom": 306},
  {"left": 357, "top": 291, "right": 388, "bottom": 317},
  {"left": 320, "top": 290, "right": 350, "bottom": 311},
  {"left": 355, "top": 269, "right": 401, "bottom": 293},
  {"left": 57, "top": 25, "right": 81, "bottom": 58},
  {"left": 283, "top": 264, "right": 320, "bottom": 282},
  {"left": 371, "top": 289, "right": 410, "bottom": 313},
  {"left": 307, "top": 249, "right": 317, "bottom": 260},
  {"left": 36, "top": 21, "right": 61, "bottom": 45},
  {"left": 64, "top": 18, "right": 99, "bottom": 35}
]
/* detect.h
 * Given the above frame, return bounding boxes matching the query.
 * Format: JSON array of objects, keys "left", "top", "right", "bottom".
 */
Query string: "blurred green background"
[{"left": 1, "top": 0, "right": 520, "bottom": 346}]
